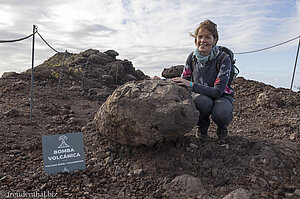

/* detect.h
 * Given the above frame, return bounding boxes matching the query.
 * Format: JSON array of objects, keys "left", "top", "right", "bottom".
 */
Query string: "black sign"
[{"left": 42, "top": 132, "right": 86, "bottom": 174}]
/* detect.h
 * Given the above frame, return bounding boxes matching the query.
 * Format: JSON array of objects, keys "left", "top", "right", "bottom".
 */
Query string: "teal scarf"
[{"left": 193, "top": 46, "right": 219, "bottom": 65}]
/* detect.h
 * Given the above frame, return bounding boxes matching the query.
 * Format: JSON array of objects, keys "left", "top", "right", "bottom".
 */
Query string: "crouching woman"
[{"left": 173, "top": 19, "right": 234, "bottom": 140}]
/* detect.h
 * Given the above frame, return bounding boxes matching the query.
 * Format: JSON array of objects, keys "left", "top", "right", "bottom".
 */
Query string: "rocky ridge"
[{"left": 0, "top": 49, "right": 299, "bottom": 198}]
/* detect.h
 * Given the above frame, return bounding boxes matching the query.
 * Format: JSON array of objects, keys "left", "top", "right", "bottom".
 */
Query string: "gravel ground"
[{"left": 0, "top": 51, "right": 299, "bottom": 198}]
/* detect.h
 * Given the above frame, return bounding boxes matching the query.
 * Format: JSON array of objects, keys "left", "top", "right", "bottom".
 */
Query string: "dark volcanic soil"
[{"left": 0, "top": 49, "right": 299, "bottom": 199}]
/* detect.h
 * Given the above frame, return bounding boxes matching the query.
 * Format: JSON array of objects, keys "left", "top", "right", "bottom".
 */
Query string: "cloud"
[{"left": 85, "top": 24, "right": 117, "bottom": 34}]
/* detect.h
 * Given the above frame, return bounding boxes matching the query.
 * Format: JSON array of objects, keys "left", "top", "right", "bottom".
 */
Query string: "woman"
[{"left": 172, "top": 19, "right": 234, "bottom": 140}]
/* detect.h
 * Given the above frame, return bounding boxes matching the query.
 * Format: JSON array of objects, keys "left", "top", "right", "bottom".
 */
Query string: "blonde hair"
[{"left": 190, "top": 19, "right": 219, "bottom": 45}]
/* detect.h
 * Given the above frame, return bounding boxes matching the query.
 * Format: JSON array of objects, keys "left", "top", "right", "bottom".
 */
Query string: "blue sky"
[{"left": 0, "top": 0, "right": 300, "bottom": 90}]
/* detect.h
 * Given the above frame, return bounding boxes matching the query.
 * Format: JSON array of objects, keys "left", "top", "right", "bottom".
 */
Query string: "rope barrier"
[
  {"left": 36, "top": 31, "right": 61, "bottom": 53},
  {"left": 1, "top": 29, "right": 299, "bottom": 55},
  {"left": 0, "top": 32, "right": 35, "bottom": 43},
  {"left": 1, "top": 27, "right": 299, "bottom": 93},
  {"left": 235, "top": 35, "right": 300, "bottom": 55}
]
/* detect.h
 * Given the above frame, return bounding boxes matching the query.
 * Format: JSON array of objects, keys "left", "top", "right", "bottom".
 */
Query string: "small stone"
[
  {"left": 219, "top": 186, "right": 227, "bottom": 195},
  {"left": 294, "top": 189, "right": 300, "bottom": 196},
  {"left": 97, "top": 168, "right": 105, "bottom": 176},
  {"left": 211, "top": 169, "right": 218, "bottom": 178},
  {"left": 285, "top": 193, "right": 294, "bottom": 197},
  {"left": 0, "top": 176, "right": 8, "bottom": 181},
  {"left": 163, "top": 174, "right": 205, "bottom": 198},
  {"left": 284, "top": 182, "right": 296, "bottom": 190},
  {"left": 290, "top": 133, "right": 296, "bottom": 140},
  {"left": 124, "top": 148, "right": 130, "bottom": 157},
  {"left": 221, "top": 144, "right": 230, "bottom": 150},
  {"left": 39, "top": 177, "right": 48, "bottom": 183},
  {"left": 40, "top": 183, "right": 47, "bottom": 190},
  {"left": 111, "top": 176, "right": 117, "bottom": 182},
  {"left": 63, "top": 104, "right": 71, "bottom": 109},
  {"left": 67, "top": 117, "right": 77, "bottom": 125},
  {"left": 292, "top": 168, "right": 297, "bottom": 175},
  {"left": 150, "top": 188, "right": 165, "bottom": 198},
  {"left": 83, "top": 175, "right": 90, "bottom": 184},
  {"left": 4, "top": 109, "right": 19, "bottom": 117},
  {"left": 99, "top": 178, "right": 107, "bottom": 184},
  {"left": 88, "top": 157, "right": 98, "bottom": 164},
  {"left": 69, "top": 86, "right": 81, "bottom": 91},
  {"left": 24, "top": 177, "right": 31, "bottom": 182},
  {"left": 260, "top": 191, "right": 270, "bottom": 198},
  {"left": 133, "top": 169, "right": 143, "bottom": 176},
  {"left": 104, "top": 157, "right": 113, "bottom": 165},
  {"left": 223, "top": 188, "right": 250, "bottom": 199},
  {"left": 269, "top": 180, "right": 280, "bottom": 189},
  {"left": 189, "top": 143, "right": 198, "bottom": 149},
  {"left": 84, "top": 192, "right": 90, "bottom": 197}
]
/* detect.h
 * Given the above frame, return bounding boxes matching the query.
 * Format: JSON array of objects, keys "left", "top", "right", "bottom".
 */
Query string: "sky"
[{"left": 0, "top": 0, "right": 300, "bottom": 90}]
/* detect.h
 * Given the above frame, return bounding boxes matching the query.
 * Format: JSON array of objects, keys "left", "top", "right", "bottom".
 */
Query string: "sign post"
[{"left": 42, "top": 132, "right": 86, "bottom": 174}]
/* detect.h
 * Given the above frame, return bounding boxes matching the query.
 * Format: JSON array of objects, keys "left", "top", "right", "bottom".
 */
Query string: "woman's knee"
[
  {"left": 192, "top": 94, "right": 213, "bottom": 114},
  {"left": 211, "top": 99, "right": 233, "bottom": 126}
]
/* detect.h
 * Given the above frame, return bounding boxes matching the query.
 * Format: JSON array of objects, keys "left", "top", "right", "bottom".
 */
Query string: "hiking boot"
[
  {"left": 196, "top": 128, "right": 209, "bottom": 140},
  {"left": 217, "top": 126, "right": 228, "bottom": 140}
]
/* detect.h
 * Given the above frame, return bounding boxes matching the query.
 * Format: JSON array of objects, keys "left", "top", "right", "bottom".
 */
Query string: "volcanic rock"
[
  {"left": 74, "top": 56, "right": 88, "bottom": 64},
  {"left": 101, "top": 75, "right": 114, "bottom": 85},
  {"left": 1, "top": 72, "right": 19, "bottom": 78},
  {"left": 107, "top": 60, "right": 141, "bottom": 84},
  {"left": 162, "top": 65, "right": 184, "bottom": 78},
  {"left": 87, "top": 53, "right": 113, "bottom": 65},
  {"left": 163, "top": 174, "right": 205, "bottom": 198},
  {"left": 4, "top": 109, "right": 19, "bottom": 117},
  {"left": 104, "top": 50, "right": 119, "bottom": 59},
  {"left": 222, "top": 188, "right": 250, "bottom": 199},
  {"left": 94, "top": 79, "right": 199, "bottom": 146},
  {"left": 294, "top": 189, "right": 300, "bottom": 196},
  {"left": 108, "top": 61, "right": 126, "bottom": 84},
  {"left": 81, "top": 49, "right": 99, "bottom": 57},
  {"left": 135, "top": 69, "right": 148, "bottom": 79}
]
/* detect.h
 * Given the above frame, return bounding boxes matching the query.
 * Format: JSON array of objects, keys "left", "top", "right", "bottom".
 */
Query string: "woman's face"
[{"left": 195, "top": 28, "right": 216, "bottom": 56}]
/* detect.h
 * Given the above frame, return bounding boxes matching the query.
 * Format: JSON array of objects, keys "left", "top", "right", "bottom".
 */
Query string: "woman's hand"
[{"left": 172, "top": 77, "right": 192, "bottom": 88}]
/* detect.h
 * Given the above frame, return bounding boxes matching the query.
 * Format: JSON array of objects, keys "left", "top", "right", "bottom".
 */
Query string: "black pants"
[{"left": 192, "top": 93, "right": 233, "bottom": 131}]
